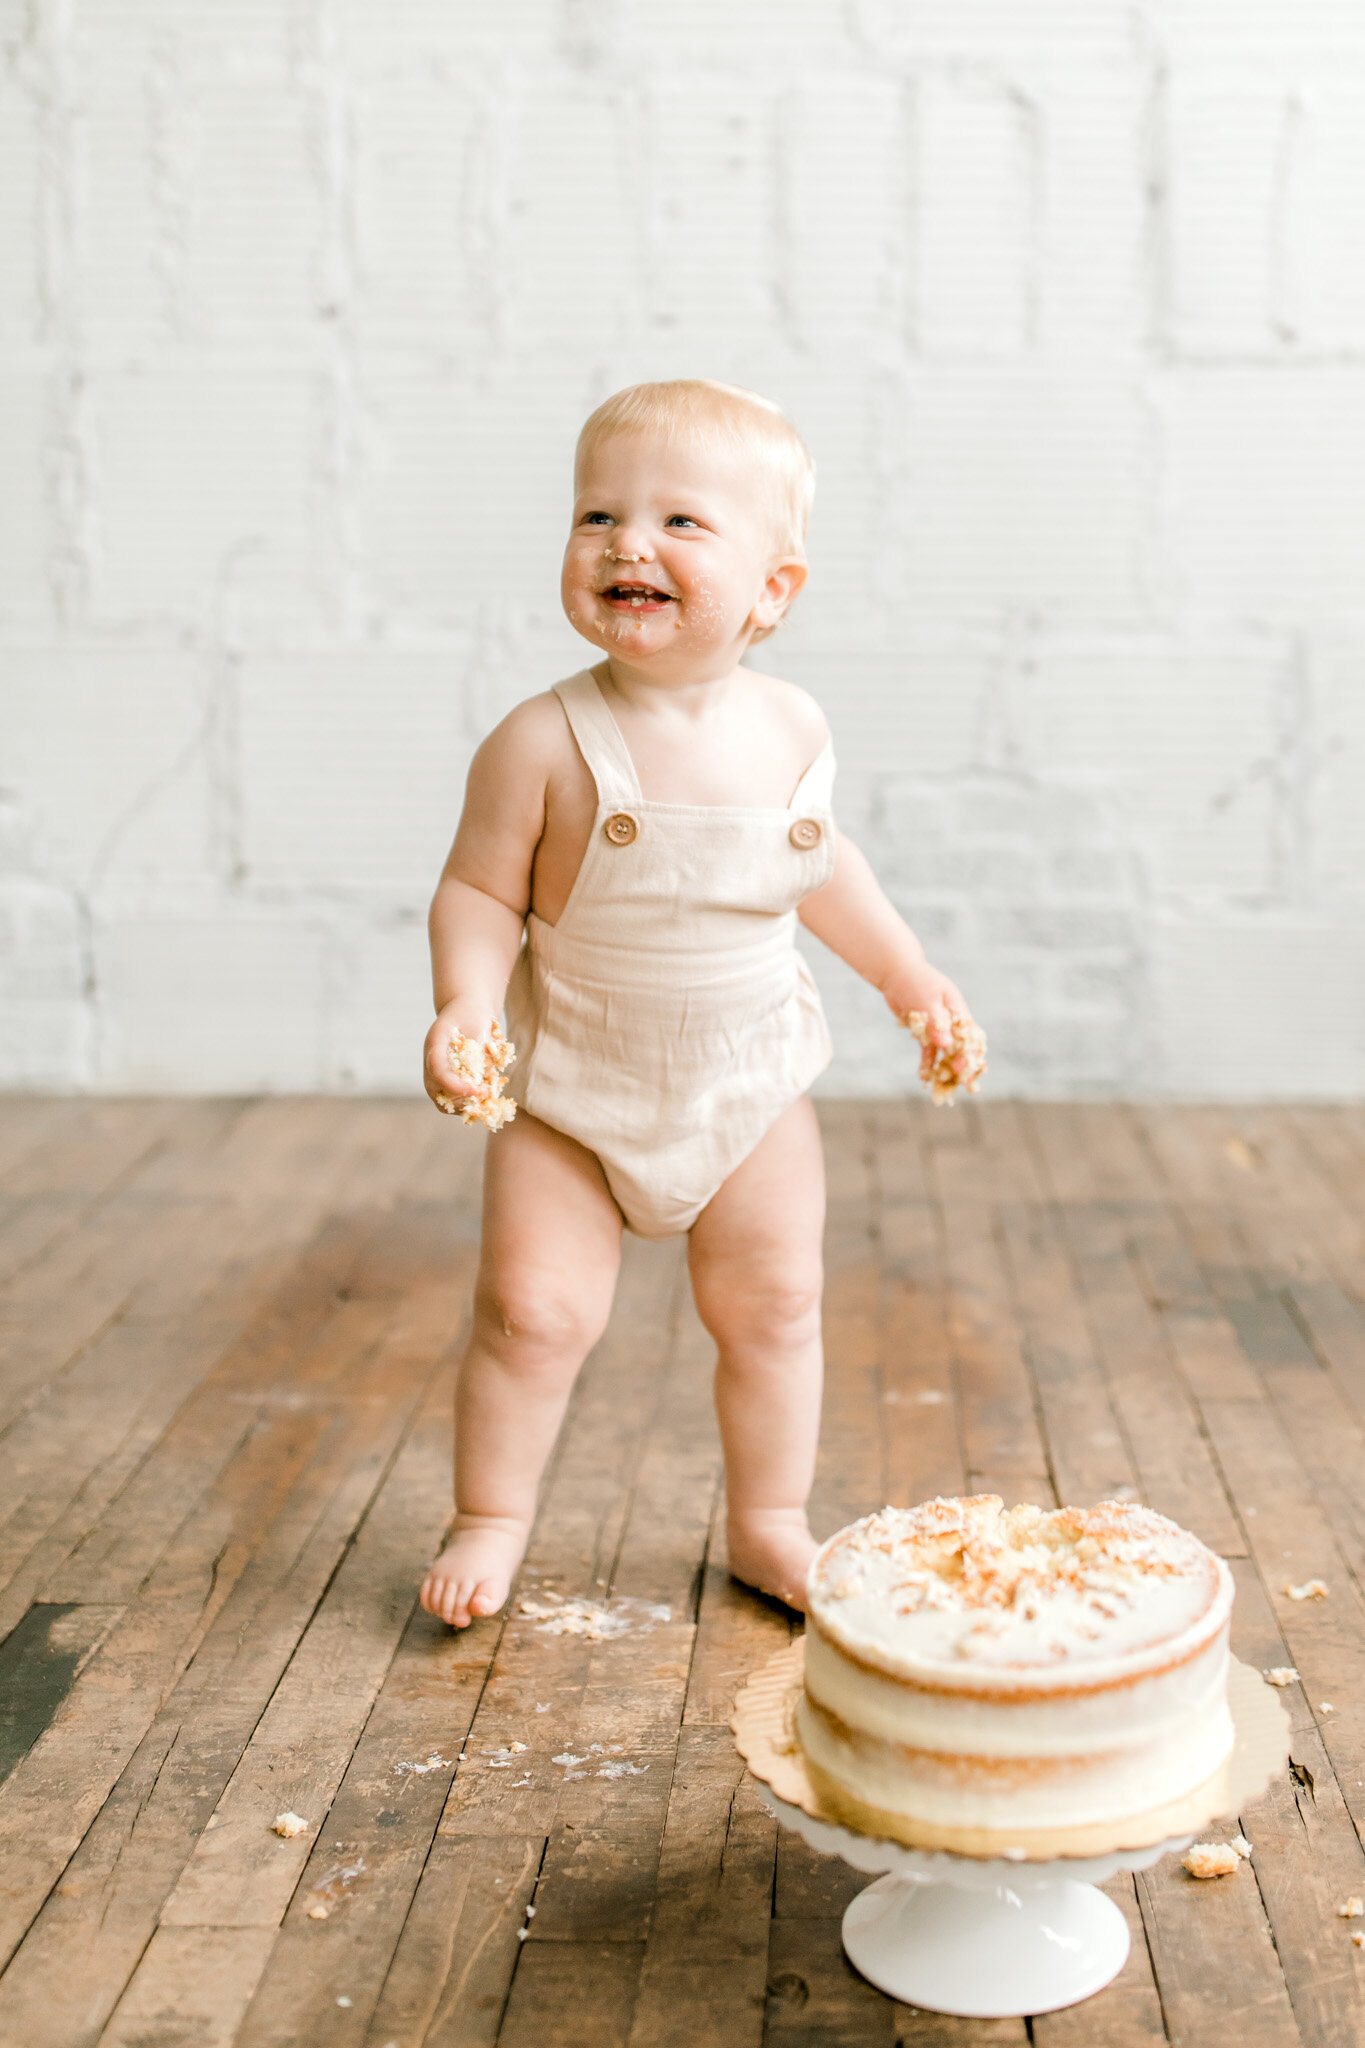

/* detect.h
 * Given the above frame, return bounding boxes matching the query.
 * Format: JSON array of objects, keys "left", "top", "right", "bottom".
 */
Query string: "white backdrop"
[{"left": 2, "top": 1, "right": 1363, "bottom": 1097}]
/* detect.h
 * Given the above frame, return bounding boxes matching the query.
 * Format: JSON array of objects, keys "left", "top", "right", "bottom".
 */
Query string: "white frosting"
[
  {"left": 801, "top": 1496, "right": 1236, "bottom": 1832},
  {"left": 807, "top": 1495, "right": 1229, "bottom": 1689}
]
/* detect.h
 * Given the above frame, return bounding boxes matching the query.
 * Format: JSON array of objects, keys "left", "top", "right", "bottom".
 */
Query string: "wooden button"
[
  {"left": 604, "top": 812, "right": 639, "bottom": 846},
  {"left": 789, "top": 817, "right": 822, "bottom": 850}
]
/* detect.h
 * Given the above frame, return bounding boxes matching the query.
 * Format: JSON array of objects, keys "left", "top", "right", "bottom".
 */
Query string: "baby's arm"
[
  {"left": 424, "top": 702, "right": 553, "bottom": 1110},
  {"left": 798, "top": 829, "right": 975, "bottom": 1058}
]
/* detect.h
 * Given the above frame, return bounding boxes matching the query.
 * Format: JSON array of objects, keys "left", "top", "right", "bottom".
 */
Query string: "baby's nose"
[{"left": 608, "top": 526, "right": 655, "bottom": 562}]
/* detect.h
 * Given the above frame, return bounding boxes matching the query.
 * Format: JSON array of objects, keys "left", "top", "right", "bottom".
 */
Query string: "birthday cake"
[{"left": 798, "top": 1495, "right": 1235, "bottom": 1836}]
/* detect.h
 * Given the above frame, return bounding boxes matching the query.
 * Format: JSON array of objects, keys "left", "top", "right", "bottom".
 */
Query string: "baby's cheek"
[{"left": 562, "top": 585, "right": 605, "bottom": 639}]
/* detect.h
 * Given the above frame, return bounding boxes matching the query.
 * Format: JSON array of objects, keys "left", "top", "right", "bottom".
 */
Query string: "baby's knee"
[
  {"left": 473, "top": 1274, "right": 610, "bottom": 1372},
  {"left": 699, "top": 1266, "right": 824, "bottom": 1350}
]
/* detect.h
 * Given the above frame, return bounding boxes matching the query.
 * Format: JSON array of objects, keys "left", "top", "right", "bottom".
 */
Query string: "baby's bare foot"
[
  {"left": 420, "top": 1515, "right": 529, "bottom": 1629},
  {"left": 727, "top": 1508, "right": 818, "bottom": 1612}
]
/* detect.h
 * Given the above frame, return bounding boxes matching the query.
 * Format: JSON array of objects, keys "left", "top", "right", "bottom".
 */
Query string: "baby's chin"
[{"left": 562, "top": 592, "right": 751, "bottom": 665}]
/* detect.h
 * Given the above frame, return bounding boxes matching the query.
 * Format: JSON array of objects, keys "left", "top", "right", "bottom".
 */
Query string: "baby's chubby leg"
[
  {"left": 688, "top": 1096, "right": 826, "bottom": 1610},
  {"left": 421, "top": 1111, "right": 624, "bottom": 1628}
]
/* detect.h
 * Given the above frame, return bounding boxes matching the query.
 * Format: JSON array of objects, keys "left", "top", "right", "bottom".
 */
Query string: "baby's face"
[{"left": 561, "top": 431, "right": 804, "bottom": 674}]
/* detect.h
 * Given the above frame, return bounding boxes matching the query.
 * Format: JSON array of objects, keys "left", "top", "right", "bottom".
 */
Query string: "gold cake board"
[{"left": 731, "top": 1638, "right": 1289, "bottom": 1863}]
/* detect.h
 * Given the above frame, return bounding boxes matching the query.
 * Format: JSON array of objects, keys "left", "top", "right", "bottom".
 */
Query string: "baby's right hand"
[{"left": 423, "top": 1002, "right": 492, "bottom": 1113}]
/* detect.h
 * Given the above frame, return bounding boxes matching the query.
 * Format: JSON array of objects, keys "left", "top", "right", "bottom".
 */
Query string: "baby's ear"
[{"left": 753, "top": 557, "right": 807, "bottom": 630}]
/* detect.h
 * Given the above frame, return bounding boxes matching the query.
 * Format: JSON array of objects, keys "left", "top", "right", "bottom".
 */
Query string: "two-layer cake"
[{"left": 798, "top": 1495, "right": 1235, "bottom": 1835}]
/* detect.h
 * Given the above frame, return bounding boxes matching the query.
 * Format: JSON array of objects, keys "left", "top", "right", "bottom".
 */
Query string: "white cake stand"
[
  {"left": 732, "top": 1642, "right": 1287, "bottom": 2020},
  {"left": 757, "top": 1782, "right": 1189, "bottom": 2016}
]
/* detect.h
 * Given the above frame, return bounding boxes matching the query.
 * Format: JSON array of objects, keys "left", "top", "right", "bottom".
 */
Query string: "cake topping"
[{"left": 809, "top": 1495, "right": 1227, "bottom": 1673}]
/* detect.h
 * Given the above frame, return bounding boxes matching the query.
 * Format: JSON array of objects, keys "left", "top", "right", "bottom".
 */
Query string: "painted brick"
[
  {"left": 785, "top": 79, "right": 904, "bottom": 350},
  {"left": 0, "top": 375, "right": 56, "bottom": 629},
  {"left": 0, "top": 880, "right": 90, "bottom": 1086},
  {"left": 898, "top": 375, "right": 1154, "bottom": 623},
  {"left": 327, "top": 913, "right": 434, "bottom": 1091},
  {"left": 0, "top": 647, "right": 212, "bottom": 886},
  {"left": 90, "top": 371, "right": 323, "bottom": 627},
  {"left": 238, "top": 652, "right": 474, "bottom": 889},
  {"left": 1150, "top": 921, "right": 1365, "bottom": 1098},
  {"left": 1164, "top": 369, "right": 1365, "bottom": 618},
  {"left": 1314, "top": 645, "right": 1365, "bottom": 904},
  {"left": 916, "top": 73, "right": 1038, "bottom": 357},
  {"left": 0, "top": 56, "right": 41, "bottom": 351},
  {"left": 96, "top": 914, "right": 329, "bottom": 1092},
  {"left": 1024, "top": 639, "right": 1283, "bottom": 895},
  {"left": 2, "top": 2, "right": 1361, "bottom": 1099},
  {"left": 1168, "top": 89, "right": 1291, "bottom": 355}
]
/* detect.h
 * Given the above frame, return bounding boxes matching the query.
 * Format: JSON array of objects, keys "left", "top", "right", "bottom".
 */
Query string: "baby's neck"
[{"left": 596, "top": 652, "right": 750, "bottom": 715}]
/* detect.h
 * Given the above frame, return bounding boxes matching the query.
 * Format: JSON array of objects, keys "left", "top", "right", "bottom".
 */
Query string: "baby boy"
[{"left": 419, "top": 380, "right": 977, "bottom": 1628}]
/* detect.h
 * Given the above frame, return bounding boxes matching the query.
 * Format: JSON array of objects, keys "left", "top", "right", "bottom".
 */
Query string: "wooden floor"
[{"left": 0, "top": 1097, "right": 1363, "bottom": 2046}]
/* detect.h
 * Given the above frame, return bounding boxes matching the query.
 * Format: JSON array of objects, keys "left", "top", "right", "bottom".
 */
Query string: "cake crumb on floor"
[
  {"left": 271, "top": 1812, "right": 308, "bottom": 1838},
  {"left": 1183, "top": 1843, "right": 1241, "bottom": 1879},
  {"left": 1338, "top": 1897, "right": 1364, "bottom": 1918},
  {"left": 1284, "top": 1578, "right": 1329, "bottom": 1600},
  {"left": 1264, "top": 1667, "right": 1298, "bottom": 1685}
]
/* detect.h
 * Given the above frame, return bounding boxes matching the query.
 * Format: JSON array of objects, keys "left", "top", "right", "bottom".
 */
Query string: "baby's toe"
[
  {"left": 424, "top": 1573, "right": 470, "bottom": 1629},
  {"left": 469, "top": 1576, "right": 509, "bottom": 1618}
]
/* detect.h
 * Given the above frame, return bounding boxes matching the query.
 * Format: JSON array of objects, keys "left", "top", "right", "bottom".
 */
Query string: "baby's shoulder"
[
  {"left": 743, "top": 670, "right": 831, "bottom": 752},
  {"left": 477, "top": 687, "right": 577, "bottom": 774}
]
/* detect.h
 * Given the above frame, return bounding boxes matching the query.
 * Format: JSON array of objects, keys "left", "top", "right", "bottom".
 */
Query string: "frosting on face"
[{"left": 807, "top": 1495, "right": 1228, "bottom": 1679}]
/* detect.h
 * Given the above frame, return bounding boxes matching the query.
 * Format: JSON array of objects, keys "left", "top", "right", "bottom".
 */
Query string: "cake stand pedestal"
[
  {"left": 758, "top": 1784, "right": 1186, "bottom": 2016},
  {"left": 732, "top": 1642, "right": 1287, "bottom": 2020}
]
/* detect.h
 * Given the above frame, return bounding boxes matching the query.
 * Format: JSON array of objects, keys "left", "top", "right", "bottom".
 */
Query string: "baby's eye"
[
  {"left": 665, "top": 514, "right": 699, "bottom": 529},
  {"left": 582, "top": 511, "right": 613, "bottom": 526}
]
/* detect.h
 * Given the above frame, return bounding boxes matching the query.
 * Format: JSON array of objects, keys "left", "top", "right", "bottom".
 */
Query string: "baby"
[{"left": 419, "top": 380, "right": 977, "bottom": 1630}]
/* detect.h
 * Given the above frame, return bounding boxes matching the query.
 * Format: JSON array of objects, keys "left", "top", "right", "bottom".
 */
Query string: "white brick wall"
[{"left": 2, "top": 0, "right": 1363, "bottom": 1099}]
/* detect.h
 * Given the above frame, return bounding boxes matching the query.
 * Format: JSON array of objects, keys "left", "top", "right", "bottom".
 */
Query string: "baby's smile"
[{"left": 597, "top": 578, "right": 677, "bottom": 612}]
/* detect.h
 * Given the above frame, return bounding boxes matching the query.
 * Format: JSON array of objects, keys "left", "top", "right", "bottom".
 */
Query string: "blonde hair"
[{"left": 574, "top": 379, "right": 815, "bottom": 559}]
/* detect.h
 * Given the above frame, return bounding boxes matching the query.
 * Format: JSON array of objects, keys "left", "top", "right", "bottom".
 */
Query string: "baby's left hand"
[{"left": 882, "top": 963, "right": 974, "bottom": 1056}]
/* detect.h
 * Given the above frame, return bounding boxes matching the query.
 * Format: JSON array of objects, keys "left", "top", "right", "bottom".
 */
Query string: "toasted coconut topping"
[{"left": 809, "top": 1495, "right": 1228, "bottom": 1672}]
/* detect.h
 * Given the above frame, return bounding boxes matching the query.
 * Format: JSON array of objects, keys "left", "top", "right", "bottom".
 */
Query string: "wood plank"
[
  {"left": 100, "top": 1927, "right": 278, "bottom": 2048},
  {"left": 497, "top": 1941, "right": 643, "bottom": 2048},
  {"left": 0, "top": 1286, "right": 463, "bottom": 2046},
  {"left": 763, "top": 1916, "right": 896, "bottom": 2046},
  {"left": 625, "top": 1726, "right": 775, "bottom": 2048},
  {"left": 363, "top": 1833, "right": 544, "bottom": 2048},
  {"left": 94, "top": 1365, "right": 461, "bottom": 2034},
  {"left": 871, "top": 1103, "right": 963, "bottom": 1512},
  {"left": 938, "top": 1187, "right": 1050, "bottom": 1486},
  {"left": 230, "top": 1603, "right": 494, "bottom": 2048},
  {"left": 0, "top": 1385, "right": 323, "bottom": 1972},
  {"left": 1224, "top": 1558, "right": 1365, "bottom": 2048},
  {"left": 895, "top": 2014, "right": 1027, "bottom": 2046},
  {"left": 0, "top": 1096, "right": 86, "bottom": 1185},
  {"left": 1137, "top": 1834, "right": 1302, "bottom": 2048},
  {"left": 1062, "top": 1202, "right": 1244, "bottom": 1557},
  {"left": 998, "top": 1199, "right": 1134, "bottom": 1507},
  {"left": 1197, "top": 1395, "right": 1365, "bottom": 1845},
  {"left": 0, "top": 1098, "right": 229, "bottom": 1287}
]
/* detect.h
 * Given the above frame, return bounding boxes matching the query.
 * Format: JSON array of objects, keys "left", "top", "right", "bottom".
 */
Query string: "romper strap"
[
  {"left": 789, "top": 735, "right": 836, "bottom": 812},
  {"left": 553, "top": 671, "right": 644, "bottom": 806}
]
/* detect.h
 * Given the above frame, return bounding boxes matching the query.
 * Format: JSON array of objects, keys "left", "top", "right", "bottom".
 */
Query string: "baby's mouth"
[{"left": 599, "top": 582, "right": 677, "bottom": 611}]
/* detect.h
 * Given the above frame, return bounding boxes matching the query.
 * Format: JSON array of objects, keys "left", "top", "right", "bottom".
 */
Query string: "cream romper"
[{"left": 504, "top": 669, "right": 838, "bottom": 1239}]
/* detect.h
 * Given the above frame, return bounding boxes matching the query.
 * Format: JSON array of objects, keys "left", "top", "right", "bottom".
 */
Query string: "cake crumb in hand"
[
  {"left": 1183, "top": 1842, "right": 1241, "bottom": 1879},
  {"left": 271, "top": 1812, "right": 308, "bottom": 1838},
  {"left": 1284, "top": 1578, "right": 1328, "bottom": 1600},
  {"left": 435, "top": 1024, "right": 517, "bottom": 1132},
  {"left": 901, "top": 1011, "right": 987, "bottom": 1104}
]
